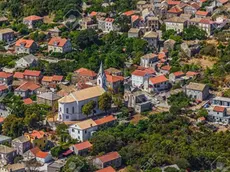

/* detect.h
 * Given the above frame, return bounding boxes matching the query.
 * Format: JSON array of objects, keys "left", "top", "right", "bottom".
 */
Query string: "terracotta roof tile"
[
  {"left": 0, "top": 117, "right": 4, "bottom": 123},
  {"left": 0, "top": 72, "right": 12, "bottom": 78},
  {"left": 96, "top": 166, "right": 116, "bottom": 172},
  {"left": 131, "top": 15, "right": 139, "bottom": 22},
  {"left": 36, "top": 151, "right": 49, "bottom": 158},
  {"left": 52, "top": 75, "right": 63, "bottom": 82},
  {"left": 132, "top": 68, "right": 155, "bottom": 77},
  {"left": 26, "top": 130, "right": 45, "bottom": 139},
  {"left": 90, "top": 11, "right": 97, "bottom": 17},
  {"left": 105, "top": 18, "right": 114, "bottom": 22},
  {"left": 173, "top": 71, "right": 185, "bottom": 77},
  {"left": 74, "top": 141, "right": 92, "bottom": 151},
  {"left": 94, "top": 115, "right": 116, "bottom": 125},
  {"left": 97, "top": 152, "right": 121, "bottom": 163},
  {"left": 42, "top": 76, "right": 53, "bottom": 82},
  {"left": 186, "top": 71, "right": 199, "bottom": 77},
  {"left": 106, "top": 74, "right": 124, "bottom": 83},
  {"left": 161, "top": 65, "right": 171, "bottom": 71},
  {"left": 167, "top": 0, "right": 181, "bottom": 5},
  {"left": 75, "top": 68, "right": 97, "bottom": 77},
  {"left": 48, "top": 37, "right": 68, "bottom": 47},
  {"left": 158, "top": 52, "right": 166, "bottom": 59},
  {"left": 168, "top": 6, "right": 183, "bottom": 13},
  {"left": 30, "top": 147, "right": 40, "bottom": 155},
  {"left": 123, "top": 10, "right": 135, "bottom": 16},
  {"left": 150, "top": 75, "right": 168, "bottom": 84},
  {"left": 213, "top": 106, "right": 226, "bottom": 112},
  {"left": 14, "top": 72, "right": 24, "bottom": 79},
  {"left": 15, "top": 39, "right": 35, "bottom": 48},
  {"left": 24, "top": 15, "right": 43, "bottom": 21},
  {"left": 23, "top": 70, "right": 41, "bottom": 77},
  {"left": 199, "top": 18, "right": 214, "bottom": 24},
  {"left": 196, "top": 10, "right": 208, "bottom": 16},
  {"left": 23, "top": 98, "right": 33, "bottom": 105},
  {"left": 0, "top": 85, "right": 7, "bottom": 91},
  {"left": 16, "top": 82, "right": 40, "bottom": 91}
]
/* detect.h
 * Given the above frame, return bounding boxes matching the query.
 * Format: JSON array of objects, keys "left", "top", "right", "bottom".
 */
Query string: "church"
[{"left": 57, "top": 63, "right": 107, "bottom": 121}]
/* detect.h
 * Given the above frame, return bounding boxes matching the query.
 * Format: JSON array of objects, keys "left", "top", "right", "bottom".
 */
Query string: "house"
[
  {"left": 195, "top": 10, "right": 209, "bottom": 18},
  {"left": 188, "top": 17, "right": 202, "bottom": 28},
  {"left": 37, "top": 92, "right": 61, "bottom": 110},
  {"left": 94, "top": 115, "right": 116, "bottom": 128},
  {"left": 68, "top": 119, "right": 98, "bottom": 141},
  {"left": 216, "top": 0, "right": 228, "bottom": 6},
  {"left": 0, "top": 17, "right": 8, "bottom": 25},
  {"left": 167, "top": 6, "right": 183, "bottom": 18},
  {"left": 105, "top": 18, "right": 115, "bottom": 32},
  {"left": 4, "top": 163, "right": 26, "bottom": 172},
  {"left": 0, "top": 72, "right": 13, "bottom": 85},
  {"left": 169, "top": 71, "right": 185, "bottom": 83},
  {"left": 124, "top": 91, "right": 152, "bottom": 113},
  {"left": 207, "top": 106, "right": 230, "bottom": 124},
  {"left": 0, "top": 28, "right": 14, "bottom": 43},
  {"left": 180, "top": 13, "right": 192, "bottom": 20},
  {"left": 24, "top": 130, "right": 48, "bottom": 149},
  {"left": 24, "top": 147, "right": 52, "bottom": 163},
  {"left": 186, "top": 71, "right": 199, "bottom": 79},
  {"left": 146, "top": 16, "right": 160, "bottom": 30},
  {"left": 14, "top": 82, "right": 40, "bottom": 98},
  {"left": 165, "top": 17, "right": 187, "bottom": 33},
  {"left": 212, "top": 97, "right": 230, "bottom": 107},
  {"left": 23, "top": 70, "right": 42, "bottom": 83},
  {"left": 13, "top": 72, "right": 24, "bottom": 80},
  {"left": 197, "top": 116, "right": 206, "bottom": 123},
  {"left": 131, "top": 15, "right": 141, "bottom": 28},
  {"left": 11, "top": 136, "right": 31, "bottom": 155},
  {"left": 47, "top": 160, "right": 65, "bottom": 172},
  {"left": 15, "top": 39, "right": 38, "bottom": 54},
  {"left": 0, "top": 135, "right": 11, "bottom": 144},
  {"left": 23, "top": 15, "right": 43, "bottom": 29},
  {"left": 69, "top": 141, "right": 92, "bottom": 156},
  {"left": 15, "top": 54, "right": 38, "bottom": 69},
  {"left": 106, "top": 74, "right": 124, "bottom": 92},
  {"left": 184, "top": 82, "right": 209, "bottom": 101},
  {"left": 93, "top": 151, "right": 122, "bottom": 169},
  {"left": 143, "top": 31, "right": 159, "bottom": 51},
  {"left": 58, "top": 86, "right": 105, "bottom": 121},
  {"left": 0, "top": 145, "right": 16, "bottom": 164},
  {"left": 198, "top": 18, "right": 214, "bottom": 36},
  {"left": 0, "top": 85, "right": 8, "bottom": 96},
  {"left": 73, "top": 68, "right": 97, "bottom": 83},
  {"left": 184, "top": 2, "right": 200, "bottom": 15},
  {"left": 140, "top": 53, "right": 158, "bottom": 68},
  {"left": 79, "top": 17, "right": 97, "bottom": 30},
  {"left": 105, "top": 68, "right": 122, "bottom": 76},
  {"left": 148, "top": 75, "right": 169, "bottom": 92},
  {"left": 97, "top": 17, "right": 106, "bottom": 31},
  {"left": 160, "top": 65, "right": 171, "bottom": 74},
  {"left": 41, "top": 75, "right": 63, "bottom": 86},
  {"left": 48, "top": 37, "right": 72, "bottom": 53},
  {"left": 131, "top": 68, "right": 155, "bottom": 87},
  {"left": 96, "top": 166, "right": 116, "bottom": 172},
  {"left": 128, "top": 28, "right": 141, "bottom": 38}
]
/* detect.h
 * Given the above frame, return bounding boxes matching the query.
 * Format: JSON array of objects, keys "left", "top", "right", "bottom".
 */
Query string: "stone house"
[
  {"left": 131, "top": 68, "right": 155, "bottom": 87},
  {"left": 184, "top": 82, "right": 209, "bottom": 101},
  {"left": 23, "top": 15, "right": 43, "bottom": 29},
  {"left": 0, "top": 28, "right": 14, "bottom": 43},
  {"left": 148, "top": 75, "right": 169, "bottom": 92},
  {"left": 15, "top": 39, "right": 38, "bottom": 54},
  {"left": 0, "top": 85, "right": 8, "bottom": 96},
  {"left": 184, "top": 2, "right": 200, "bottom": 15},
  {"left": 106, "top": 74, "right": 124, "bottom": 92},
  {"left": 195, "top": 10, "right": 209, "bottom": 18},
  {"left": 11, "top": 136, "right": 31, "bottom": 155},
  {"left": 48, "top": 37, "right": 72, "bottom": 53},
  {"left": 167, "top": 6, "right": 183, "bottom": 18},
  {"left": 72, "top": 68, "right": 97, "bottom": 84},
  {"left": 198, "top": 18, "right": 214, "bottom": 36},
  {"left": 128, "top": 28, "right": 142, "bottom": 38},
  {"left": 69, "top": 141, "right": 92, "bottom": 156},
  {"left": 0, "top": 72, "right": 13, "bottom": 85},
  {"left": 207, "top": 106, "right": 230, "bottom": 124},
  {"left": 169, "top": 71, "right": 185, "bottom": 83},
  {"left": 146, "top": 16, "right": 160, "bottom": 30},
  {"left": 15, "top": 54, "right": 38, "bottom": 69},
  {"left": 105, "top": 68, "right": 122, "bottom": 76},
  {"left": 143, "top": 31, "right": 159, "bottom": 51},
  {"left": 93, "top": 151, "right": 122, "bottom": 169},
  {"left": 0, "top": 145, "right": 16, "bottom": 164},
  {"left": 14, "top": 82, "right": 40, "bottom": 98},
  {"left": 23, "top": 70, "right": 42, "bottom": 83},
  {"left": 37, "top": 92, "right": 61, "bottom": 110},
  {"left": 165, "top": 17, "right": 187, "bottom": 33},
  {"left": 140, "top": 53, "right": 158, "bottom": 68}
]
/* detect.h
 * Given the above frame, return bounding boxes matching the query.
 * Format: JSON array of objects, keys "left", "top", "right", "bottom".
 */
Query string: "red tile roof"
[
  {"left": 30, "top": 147, "right": 41, "bottom": 155},
  {"left": 15, "top": 39, "right": 35, "bottom": 48},
  {"left": 0, "top": 117, "right": 4, "bottom": 123},
  {"left": 90, "top": 11, "right": 97, "bottom": 17},
  {"left": 106, "top": 74, "right": 124, "bottom": 83},
  {"left": 26, "top": 130, "right": 46, "bottom": 139},
  {"left": 198, "top": 116, "right": 206, "bottom": 121},
  {"left": 0, "top": 72, "right": 12, "bottom": 78},
  {"left": 42, "top": 76, "right": 53, "bottom": 82},
  {"left": 186, "top": 71, "right": 199, "bottom": 77},
  {"left": 213, "top": 106, "right": 226, "bottom": 112},
  {"left": 196, "top": 10, "right": 208, "bottom": 16},
  {"left": 75, "top": 68, "right": 97, "bottom": 77},
  {"left": 105, "top": 18, "right": 114, "bottom": 22},
  {"left": 158, "top": 52, "right": 166, "bottom": 59},
  {"left": 199, "top": 18, "right": 214, "bottom": 24},
  {"left": 131, "top": 15, "right": 139, "bottom": 22},
  {"left": 14, "top": 72, "right": 24, "bottom": 79},
  {"left": 74, "top": 141, "right": 92, "bottom": 151},
  {"left": 62, "top": 149, "right": 73, "bottom": 156},
  {"left": 36, "top": 151, "right": 49, "bottom": 158},
  {"left": 190, "top": 2, "right": 200, "bottom": 9},
  {"left": 150, "top": 75, "right": 168, "bottom": 84},
  {"left": 167, "top": 0, "right": 181, "bottom": 5},
  {"left": 132, "top": 68, "right": 155, "bottom": 77},
  {"left": 123, "top": 10, "right": 135, "bottom": 16},
  {"left": 173, "top": 71, "right": 185, "bottom": 77},
  {"left": 16, "top": 82, "right": 40, "bottom": 91},
  {"left": 23, "top": 98, "right": 33, "bottom": 105},
  {"left": 200, "top": 0, "right": 207, "bottom": 2},
  {"left": 52, "top": 75, "right": 63, "bottom": 82},
  {"left": 168, "top": 6, "right": 183, "bottom": 13},
  {"left": 161, "top": 65, "right": 171, "bottom": 71},
  {"left": 0, "top": 85, "right": 7, "bottom": 91},
  {"left": 96, "top": 166, "right": 116, "bottom": 172},
  {"left": 23, "top": 70, "right": 41, "bottom": 77},
  {"left": 94, "top": 115, "right": 116, "bottom": 125},
  {"left": 48, "top": 37, "right": 68, "bottom": 47},
  {"left": 97, "top": 152, "right": 121, "bottom": 163},
  {"left": 24, "top": 15, "right": 43, "bottom": 21}
]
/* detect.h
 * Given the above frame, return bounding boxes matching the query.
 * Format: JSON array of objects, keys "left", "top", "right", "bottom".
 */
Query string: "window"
[
  {"left": 66, "top": 108, "right": 68, "bottom": 113},
  {"left": 72, "top": 129, "right": 75, "bottom": 132},
  {"left": 66, "top": 115, "right": 69, "bottom": 119},
  {"left": 78, "top": 130, "right": 80, "bottom": 134},
  {"left": 85, "top": 130, "right": 87, "bottom": 134}
]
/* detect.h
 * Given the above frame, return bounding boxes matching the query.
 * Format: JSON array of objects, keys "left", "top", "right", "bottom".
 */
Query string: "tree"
[
  {"left": 82, "top": 100, "right": 96, "bottom": 116},
  {"left": 99, "top": 92, "right": 112, "bottom": 113},
  {"left": 162, "top": 29, "right": 176, "bottom": 40},
  {"left": 182, "top": 25, "right": 207, "bottom": 40},
  {"left": 24, "top": 113, "right": 40, "bottom": 129},
  {"left": 56, "top": 123, "right": 68, "bottom": 136}
]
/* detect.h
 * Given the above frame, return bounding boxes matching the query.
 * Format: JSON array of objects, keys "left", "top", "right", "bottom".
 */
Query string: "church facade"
[{"left": 57, "top": 63, "right": 107, "bottom": 121}]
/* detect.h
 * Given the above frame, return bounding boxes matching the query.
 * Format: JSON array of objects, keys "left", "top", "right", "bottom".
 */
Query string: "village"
[{"left": 0, "top": 0, "right": 230, "bottom": 171}]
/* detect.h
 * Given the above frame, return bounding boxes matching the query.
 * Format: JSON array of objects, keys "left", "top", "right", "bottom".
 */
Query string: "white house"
[
  {"left": 140, "top": 53, "right": 158, "bottom": 68},
  {"left": 184, "top": 82, "right": 209, "bottom": 101},
  {"left": 48, "top": 37, "right": 72, "bottom": 53},
  {"left": 207, "top": 106, "right": 230, "bottom": 124},
  {"left": 148, "top": 75, "right": 169, "bottom": 92},
  {"left": 131, "top": 68, "right": 155, "bottom": 87},
  {"left": 58, "top": 63, "right": 106, "bottom": 121},
  {"left": 105, "top": 18, "right": 115, "bottom": 32},
  {"left": 68, "top": 119, "right": 98, "bottom": 141},
  {"left": 15, "top": 54, "right": 38, "bottom": 69}
]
